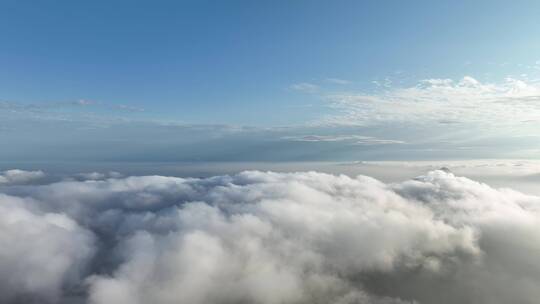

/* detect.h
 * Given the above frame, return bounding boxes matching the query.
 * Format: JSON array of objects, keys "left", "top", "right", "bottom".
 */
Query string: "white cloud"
[
  {"left": 74, "top": 99, "right": 96, "bottom": 106},
  {"left": 326, "top": 78, "right": 352, "bottom": 85},
  {"left": 0, "top": 194, "right": 94, "bottom": 303},
  {"left": 0, "top": 169, "right": 45, "bottom": 185},
  {"left": 283, "top": 134, "right": 405, "bottom": 145},
  {"left": 1, "top": 169, "right": 540, "bottom": 303},
  {"left": 114, "top": 104, "right": 145, "bottom": 112},
  {"left": 75, "top": 171, "right": 123, "bottom": 181},
  {"left": 326, "top": 76, "right": 540, "bottom": 126},
  {"left": 340, "top": 159, "right": 540, "bottom": 196},
  {"left": 290, "top": 82, "right": 320, "bottom": 93}
]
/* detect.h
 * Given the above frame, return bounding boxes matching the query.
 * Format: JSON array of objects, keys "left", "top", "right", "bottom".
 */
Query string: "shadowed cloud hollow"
[{"left": 1, "top": 169, "right": 540, "bottom": 303}]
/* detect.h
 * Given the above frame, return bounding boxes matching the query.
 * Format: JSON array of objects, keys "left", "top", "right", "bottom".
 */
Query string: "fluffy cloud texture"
[
  {"left": 0, "top": 169, "right": 45, "bottom": 185},
  {"left": 0, "top": 194, "right": 94, "bottom": 303},
  {"left": 1, "top": 169, "right": 540, "bottom": 303}
]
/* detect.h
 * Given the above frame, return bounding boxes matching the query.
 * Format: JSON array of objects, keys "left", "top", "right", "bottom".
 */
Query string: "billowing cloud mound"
[
  {"left": 0, "top": 169, "right": 45, "bottom": 185},
  {"left": 1, "top": 170, "right": 540, "bottom": 303},
  {"left": 0, "top": 194, "right": 94, "bottom": 303}
]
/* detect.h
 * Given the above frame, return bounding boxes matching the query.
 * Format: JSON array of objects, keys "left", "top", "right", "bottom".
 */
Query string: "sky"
[
  {"left": 1, "top": 0, "right": 540, "bottom": 162},
  {"left": 4, "top": 3, "right": 540, "bottom": 303}
]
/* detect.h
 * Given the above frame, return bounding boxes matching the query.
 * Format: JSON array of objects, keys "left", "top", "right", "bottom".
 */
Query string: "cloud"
[
  {"left": 326, "top": 76, "right": 540, "bottom": 126},
  {"left": 290, "top": 82, "right": 320, "bottom": 93},
  {"left": 1, "top": 169, "right": 540, "bottom": 303},
  {"left": 0, "top": 169, "right": 45, "bottom": 185},
  {"left": 0, "top": 99, "right": 144, "bottom": 125},
  {"left": 74, "top": 99, "right": 97, "bottom": 106},
  {"left": 0, "top": 194, "right": 94, "bottom": 303},
  {"left": 326, "top": 78, "right": 352, "bottom": 85},
  {"left": 74, "top": 171, "right": 123, "bottom": 181},
  {"left": 3, "top": 75, "right": 540, "bottom": 162},
  {"left": 0, "top": 99, "right": 97, "bottom": 112},
  {"left": 340, "top": 159, "right": 540, "bottom": 196},
  {"left": 113, "top": 104, "right": 145, "bottom": 112},
  {"left": 283, "top": 134, "right": 405, "bottom": 145}
]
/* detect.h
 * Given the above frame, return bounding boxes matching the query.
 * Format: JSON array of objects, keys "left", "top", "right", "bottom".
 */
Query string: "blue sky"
[{"left": 1, "top": 0, "right": 540, "bottom": 162}]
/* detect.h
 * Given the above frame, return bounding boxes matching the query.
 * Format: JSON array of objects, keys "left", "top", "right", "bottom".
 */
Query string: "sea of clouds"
[{"left": 1, "top": 168, "right": 540, "bottom": 304}]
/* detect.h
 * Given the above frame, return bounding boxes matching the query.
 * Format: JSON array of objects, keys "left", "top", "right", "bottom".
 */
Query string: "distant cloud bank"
[
  {"left": 0, "top": 169, "right": 45, "bottom": 185},
  {"left": 1, "top": 169, "right": 540, "bottom": 303},
  {"left": 2, "top": 75, "right": 540, "bottom": 161}
]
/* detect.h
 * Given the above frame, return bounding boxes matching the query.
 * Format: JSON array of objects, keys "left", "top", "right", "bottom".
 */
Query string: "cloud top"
[
  {"left": 0, "top": 169, "right": 45, "bottom": 185},
  {"left": 1, "top": 169, "right": 540, "bottom": 303}
]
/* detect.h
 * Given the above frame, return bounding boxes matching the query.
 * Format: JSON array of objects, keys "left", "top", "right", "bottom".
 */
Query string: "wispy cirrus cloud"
[
  {"left": 290, "top": 82, "right": 320, "bottom": 93},
  {"left": 3, "top": 75, "right": 540, "bottom": 162},
  {"left": 325, "top": 76, "right": 540, "bottom": 126},
  {"left": 325, "top": 78, "right": 352, "bottom": 85},
  {"left": 0, "top": 99, "right": 144, "bottom": 115}
]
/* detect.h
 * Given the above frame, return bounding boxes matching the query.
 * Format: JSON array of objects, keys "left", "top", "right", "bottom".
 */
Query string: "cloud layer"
[
  {"left": 1, "top": 169, "right": 540, "bottom": 303},
  {"left": 327, "top": 76, "right": 540, "bottom": 126}
]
